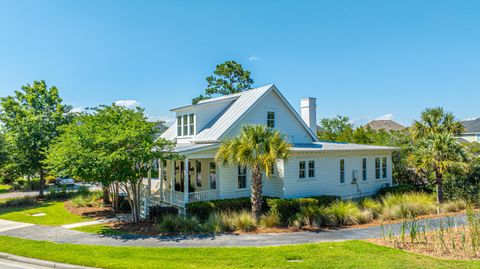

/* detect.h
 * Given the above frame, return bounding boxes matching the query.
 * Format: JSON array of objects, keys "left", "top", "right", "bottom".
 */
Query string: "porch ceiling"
[{"left": 172, "top": 143, "right": 219, "bottom": 154}]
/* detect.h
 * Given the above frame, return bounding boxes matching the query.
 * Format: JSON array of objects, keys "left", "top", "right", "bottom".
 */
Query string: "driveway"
[{"left": 0, "top": 214, "right": 467, "bottom": 247}]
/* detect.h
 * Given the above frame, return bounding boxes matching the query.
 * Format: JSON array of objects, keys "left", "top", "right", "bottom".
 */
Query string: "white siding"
[
  {"left": 218, "top": 165, "right": 251, "bottom": 199},
  {"left": 282, "top": 151, "right": 393, "bottom": 199},
  {"left": 223, "top": 90, "right": 314, "bottom": 144}
]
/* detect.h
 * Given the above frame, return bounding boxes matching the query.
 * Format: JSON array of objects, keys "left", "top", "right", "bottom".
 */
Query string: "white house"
[
  {"left": 458, "top": 118, "right": 480, "bottom": 143},
  {"left": 145, "top": 85, "right": 396, "bottom": 211}
]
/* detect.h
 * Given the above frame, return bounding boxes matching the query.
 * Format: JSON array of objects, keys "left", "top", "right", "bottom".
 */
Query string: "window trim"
[
  {"left": 339, "top": 158, "right": 345, "bottom": 184},
  {"left": 209, "top": 162, "right": 217, "bottom": 189},
  {"left": 382, "top": 156, "right": 388, "bottom": 179},
  {"left": 267, "top": 111, "right": 275, "bottom": 128},
  {"left": 195, "top": 160, "right": 202, "bottom": 187},
  {"left": 375, "top": 156, "right": 388, "bottom": 181},
  {"left": 308, "top": 160, "right": 315, "bottom": 178},
  {"left": 177, "top": 113, "right": 195, "bottom": 137},
  {"left": 298, "top": 161, "right": 306, "bottom": 179},
  {"left": 362, "top": 157, "right": 367, "bottom": 181},
  {"left": 237, "top": 165, "right": 247, "bottom": 189}
]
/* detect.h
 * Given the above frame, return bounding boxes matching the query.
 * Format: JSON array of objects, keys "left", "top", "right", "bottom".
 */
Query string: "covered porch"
[{"left": 144, "top": 143, "right": 221, "bottom": 210}]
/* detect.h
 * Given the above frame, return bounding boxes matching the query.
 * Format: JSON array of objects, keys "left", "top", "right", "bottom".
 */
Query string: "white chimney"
[{"left": 300, "top": 97, "right": 317, "bottom": 134}]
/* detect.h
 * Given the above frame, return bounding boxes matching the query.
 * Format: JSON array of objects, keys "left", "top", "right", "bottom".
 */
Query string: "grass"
[
  {"left": 0, "top": 236, "right": 478, "bottom": 269},
  {"left": 71, "top": 223, "right": 129, "bottom": 236},
  {"left": 0, "top": 184, "right": 12, "bottom": 193},
  {"left": 0, "top": 201, "right": 91, "bottom": 225}
]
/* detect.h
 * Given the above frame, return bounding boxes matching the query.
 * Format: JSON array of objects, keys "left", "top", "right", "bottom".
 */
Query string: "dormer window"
[
  {"left": 177, "top": 113, "right": 196, "bottom": 137},
  {"left": 267, "top": 111, "right": 275, "bottom": 128}
]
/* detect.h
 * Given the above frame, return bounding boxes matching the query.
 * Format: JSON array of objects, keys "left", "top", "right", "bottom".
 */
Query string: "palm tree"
[
  {"left": 411, "top": 107, "right": 464, "bottom": 141},
  {"left": 409, "top": 133, "right": 469, "bottom": 203},
  {"left": 216, "top": 125, "right": 291, "bottom": 220}
]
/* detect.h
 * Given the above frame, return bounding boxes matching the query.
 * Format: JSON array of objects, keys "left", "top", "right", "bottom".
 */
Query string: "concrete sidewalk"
[{"left": 0, "top": 214, "right": 467, "bottom": 247}]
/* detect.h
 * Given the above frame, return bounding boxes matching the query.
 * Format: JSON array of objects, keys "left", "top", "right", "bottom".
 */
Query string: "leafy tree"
[
  {"left": 411, "top": 107, "right": 464, "bottom": 140},
  {"left": 46, "top": 105, "right": 173, "bottom": 222},
  {"left": 192, "top": 60, "right": 254, "bottom": 104},
  {"left": 408, "top": 133, "right": 469, "bottom": 203},
  {"left": 0, "top": 81, "right": 73, "bottom": 197},
  {"left": 317, "top": 115, "right": 354, "bottom": 142},
  {"left": 216, "top": 125, "right": 291, "bottom": 220}
]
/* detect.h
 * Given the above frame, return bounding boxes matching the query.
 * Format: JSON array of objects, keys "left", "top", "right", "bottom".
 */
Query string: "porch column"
[
  {"left": 158, "top": 159, "right": 163, "bottom": 201},
  {"left": 183, "top": 158, "right": 189, "bottom": 205},
  {"left": 170, "top": 160, "right": 175, "bottom": 204}
]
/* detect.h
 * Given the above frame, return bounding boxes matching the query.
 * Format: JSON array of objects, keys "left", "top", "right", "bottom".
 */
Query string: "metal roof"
[{"left": 292, "top": 142, "right": 397, "bottom": 152}]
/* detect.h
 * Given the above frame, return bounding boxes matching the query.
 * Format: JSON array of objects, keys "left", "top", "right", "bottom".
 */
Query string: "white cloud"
[
  {"left": 114, "top": 99, "right": 141, "bottom": 108},
  {"left": 375, "top": 113, "right": 394, "bottom": 121},
  {"left": 71, "top": 106, "right": 84, "bottom": 113},
  {"left": 249, "top": 55, "right": 260, "bottom": 61}
]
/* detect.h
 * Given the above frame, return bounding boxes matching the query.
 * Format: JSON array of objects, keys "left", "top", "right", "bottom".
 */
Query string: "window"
[
  {"left": 267, "top": 111, "right": 275, "bottom": 128},
  {"left": 299, "top": 161, "right": 306, "bottom": 179},
  {"left": 340, "top": 159, "right": 345, "bottom": 183},
  {"left": 382, "top": 157, "right": 387, "bottom": 179},
  {"left": 195, "top": 160, "right": 202, "bottom": 187},
  {"left": 308, "top": 161, "right": 315, "bottom": 178},
  {"left": 238, "top": 165, "right": 247, "bottom": 189},
  {"left": 161, "top": 160, "right": 167, "bottom": 181},
  {"left": 177, "top": 116, "right": 182, "bottom": 136},
  {"left": 375, "top": 157, "right": 381, "bottom": 179},
  {"left": 270, "top": 163, "right": 275, "bottom": 176},
  {"left": 362, "top": 158, "right": 367, "bottom": 181},
  {"left": 183, "top": 115, "right": 188, "bottom": 135},
  {"left": 209, "top": 162, "right": 216, "bottom": 189},
  {"left": 189, "top": 114, "right": 195, "bottom": 135}
]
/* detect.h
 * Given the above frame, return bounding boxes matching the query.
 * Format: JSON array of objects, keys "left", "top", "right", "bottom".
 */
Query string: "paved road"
[
  {"left": 0, "top": 258, "right": 53, "bottom": 269},
  {"left": 0, "top": 214, "right": 467, "bottom": 247}
]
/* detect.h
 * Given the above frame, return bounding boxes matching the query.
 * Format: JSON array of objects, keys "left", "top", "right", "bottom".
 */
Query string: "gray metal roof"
[
  {"left": 172, "top": 143, "right": 219, "bottom": 153},
  {"left": 462, "top": 118, "right": 480, "bottom": 133},
  {"left": 292, "top": 142, "right": 397, "bottom": 152}
]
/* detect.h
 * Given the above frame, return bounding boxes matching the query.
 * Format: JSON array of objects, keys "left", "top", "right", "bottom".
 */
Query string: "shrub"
[
  {"left": 158, "top": 215, "right": 202, "bottom": 234},
  {"left": 259, "top": 214, "right": 279, "bottom": 228},
  {"left": 77, "top": 186, "right": 90, "bottom": 196},
  {"left": 380, "top": 192, "right": 436, "bottom": 220},
  {"left": 0, "top": 196, "right": 36, "bottom": 208},
  {"left": 311, "top": 195, "right": 340, "bottom": 206},
  {"left": 187, "top": 197, "right": 257, "bottom": 220},
  {"left": 293, "top": 205, "right": 331, "bottom": 228},
  {"left": 356, "top": 209, "right": 374, "bottom": 224},
  {"left": 71, "top": 191, "right": 102, "bottom": 208},
  {"left": 441, "top": 199, "right": 467, "bottom": 213},
  {"left": 202, "top": 213, "right": 229, "bottom": 233},
  {"left": 222, "top": 211, "right": 257, "bottom": 232},
  {"left": 376, "top": 184, "right": 416, "bottom": 197},
  {"left": 267, "top": 198, "right": 318, "bottom": 226},
  {"left": 326, "top": 200, "right": 361, "bottom": 226},
  {"left": 360, "top": 198, "right": 382, "bottom": 217}
]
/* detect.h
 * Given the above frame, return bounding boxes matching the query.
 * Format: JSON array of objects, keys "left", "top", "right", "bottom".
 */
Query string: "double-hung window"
[
  {"left": 382, "top": 157, "right": 387, "bottom": 179},
  {"left": 267, "top": 111, "right": 275, "bottom": 128},
  {"left": 299, "top": 161, "right": 306, "bottom": 179},
  {"left": 238, "top": 165, "right": 247, "bottom": 189},
  {"left": 182, "top": 115, "right": 188, "bottom": 135},
  {"left": 375, "top": 157, "right": 381, "bottom": 179},
  {"left": 189, "top": 114, "right": 195, "bottom": 135},
  {"left": 177, "top": 116, "right": 182, "bottom": 136},
  {"left": 209, "top": 162, "right": 216, "bottom": 189},
  {"left": 308, "top": 161, "right": 315, "bottom": 178},
  {"left": 362, "top": 158, "right": 367, "bottom": 181},
  {"left": 340, "top": 159, "right": 345, "bottom": 184}
]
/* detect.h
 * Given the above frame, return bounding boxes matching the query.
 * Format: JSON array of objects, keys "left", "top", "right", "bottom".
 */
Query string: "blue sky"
[{"left": 0, "top": 0, "right": 479, "bottom": 126}]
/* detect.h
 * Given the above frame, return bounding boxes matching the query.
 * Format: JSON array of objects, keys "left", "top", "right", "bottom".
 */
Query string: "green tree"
[
  {"left": 317, "top": 115, "right": 354, "bottom": 142},
  {"left": 411, "top": 107, "right": 464, "bottom": 140},
  {"left": 192, "top": 60, "right": 254, "bottom": 104},
  {"left": 408, "top": 133, "right": 469, "bottom": 203},
  {"left": 216, "top": 125, "right": 291, "bottom": 220},
  {"left": 0, "top": 81, "right": 73, "bottom": 197},
  {"left": 46, "top": 105, "right": 173, "bottom": 222}
]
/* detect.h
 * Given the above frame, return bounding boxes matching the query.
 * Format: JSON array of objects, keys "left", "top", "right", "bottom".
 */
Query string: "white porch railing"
[
  {"left": 160, "top": 190, "right": 185, "bottom": 207},
  {"left": 188, "top": 189, "right": 220, "bottom": 203}
]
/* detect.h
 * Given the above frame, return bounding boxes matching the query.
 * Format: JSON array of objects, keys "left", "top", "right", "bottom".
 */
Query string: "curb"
[{"left": 0, "top": 252, "right": 99, "bottom": 269}]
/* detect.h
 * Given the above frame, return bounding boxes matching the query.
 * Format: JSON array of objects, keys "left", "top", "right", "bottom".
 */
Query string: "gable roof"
[
  {"left": 365, "top": 120, "right": 406, "bottom": 132},
  {"left": 462, "top": 118, "right": 480, "bottom": 133},
  {"left": 162, "top": 84, "right": 318, "bottom": 143}
]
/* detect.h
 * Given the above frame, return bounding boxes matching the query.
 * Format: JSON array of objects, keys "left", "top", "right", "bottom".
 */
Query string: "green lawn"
[
  {"left": 0, "top": 201, "right": 91, "bottom": 225},
  {"left": 0, "top": 184, "right": 12, "bottom": 193},
  {"left": 0, "top": 236, "right": 478, "bottom": 269},
  {"left": 72, "top": 223, "right": 129, "bottom": 236}
]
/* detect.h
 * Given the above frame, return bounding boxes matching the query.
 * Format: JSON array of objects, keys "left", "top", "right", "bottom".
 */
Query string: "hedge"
[
  {"left": 375, "top": 184, "right": 416, "bottom": 197},
  {"left": 187, "top": 195, "right": 340, "bottom": 224}
]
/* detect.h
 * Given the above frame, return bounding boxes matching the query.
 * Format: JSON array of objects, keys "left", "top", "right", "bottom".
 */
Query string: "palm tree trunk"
[
  {"left": 435, "top": 169, "right": 444, "bottom": 204},
  {"left": 251, "top": 166, "right": 263, "bottom": 221}
]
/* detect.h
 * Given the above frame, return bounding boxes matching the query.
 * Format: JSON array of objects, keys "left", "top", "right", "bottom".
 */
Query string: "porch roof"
[
  {"left": 292, "top": 142, "right": 398, "bottom": 153},
  {"left": 172, "top": 143, "right": 219, "bottom": 154}
]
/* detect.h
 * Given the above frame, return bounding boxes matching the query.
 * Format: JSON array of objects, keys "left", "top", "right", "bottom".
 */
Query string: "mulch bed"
[{"left": 64, "top": 201, "right": 116, "bottom": 219}]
